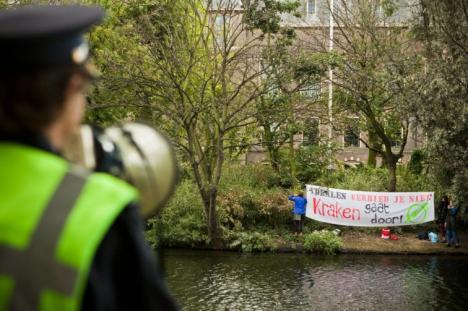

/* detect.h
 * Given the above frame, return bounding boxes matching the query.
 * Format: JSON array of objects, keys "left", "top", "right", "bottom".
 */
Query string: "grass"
[{"left": 341, "top": 231, "right": 468, "bottom": 255}]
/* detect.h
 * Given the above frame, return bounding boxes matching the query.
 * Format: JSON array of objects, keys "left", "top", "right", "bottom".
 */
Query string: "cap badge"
[{"left": 71, "top": 42, "right": 89, "bottom": 64}]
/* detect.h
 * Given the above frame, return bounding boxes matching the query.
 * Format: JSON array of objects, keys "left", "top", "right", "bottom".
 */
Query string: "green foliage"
[
  {"left": 317, "top": 167, "right": 389, "bottom": 191},
  {"left": 87, "top": 0, "right": 306, "bottom": 239},
  {"left": 243, "top": 0, "right": 301, "bottom": 35},
  {"left": 413, "top": 1, "right": 467, "bottom": 218},
  {"left": 265, "top": 173, "right": 294, "bottom": 189},
  {"left": 227, "top": 231, "right": 273, "bottom": 252},
  {"left": 295, "top": 145, "right": 332, "bottom": 185},
  {"left": 408, "top": 149, "right": 426, "bottom": 175},
  {"left": 292, "top": 53, "right": 328, "bottom": 79},
  {"left": 218, "top": 165, "right": 291, "bottom": 230},
  {"left": 315, "top": 165, "right": 440, "bottom": 194},
  {"left": 145, "top": 162, "right": 451, "bottom": 250},
  {"left": 396, "top": 167, "right": 439, "bottom": 193},
  {"left": 380, "top": 0, "right": 398, "bottom": 17},
  {"left": 328, "top": 0, "right": 426, "bottom": 191},
  {"left": 303, "top": 230, "right": 343, "bottom": 255},
  {"left": 151, "top": 180, "right": 209, "bottom": 247},
  {"left": 220, "top": 164, "right": 277, "bottom": 189}
]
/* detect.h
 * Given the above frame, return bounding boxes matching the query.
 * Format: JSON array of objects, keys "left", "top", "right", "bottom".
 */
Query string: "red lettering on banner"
[
  {"left": 409, "top": 195, "right": 431, "bottom": 203},
  {"left": 342, "top": 208, "right": 351, "bottom": 218},
  {"left": 393, "top": 196, "right": 404, "bottom": 203},
  {"left": 353, "top": 209, "right": 361, "bottom": 221},
  {"left": 313, "top": 197, "right": 322, "bottom": 215},
  {"left": 311, "top": 197, "right": 361, "bottom": 221},
  {"left": 351, "top": 194, "right": 389, "bottom": 203}
]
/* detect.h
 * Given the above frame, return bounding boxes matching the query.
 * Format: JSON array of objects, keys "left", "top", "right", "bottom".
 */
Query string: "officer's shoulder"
[{"left": 87, "top": 172, "right": 136, "bottom": 194}]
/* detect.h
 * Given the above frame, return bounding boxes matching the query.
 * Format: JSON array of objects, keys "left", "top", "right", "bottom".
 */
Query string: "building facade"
[{"left": 210, "top": 0, "right": 422, "bottom": 167}]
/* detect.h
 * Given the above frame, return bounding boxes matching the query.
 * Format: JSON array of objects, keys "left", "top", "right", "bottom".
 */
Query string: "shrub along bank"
[{"left": 146, "top": 163, "right": 445, "bottom": 254}]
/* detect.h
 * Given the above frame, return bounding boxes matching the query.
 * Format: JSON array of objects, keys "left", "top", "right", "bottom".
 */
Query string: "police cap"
[{"left": 0, "top": 5, "right": 103, "bottom": 70}]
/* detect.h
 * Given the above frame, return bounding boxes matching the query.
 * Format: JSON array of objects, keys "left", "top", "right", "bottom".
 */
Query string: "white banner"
[{"left": 306, "top": 185, "right": 434, "bottom": 227}]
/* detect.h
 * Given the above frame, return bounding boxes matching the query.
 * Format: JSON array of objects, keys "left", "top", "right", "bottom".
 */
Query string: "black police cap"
[{"left": 0, "top": 5, "right": 103, "bottom": 69}]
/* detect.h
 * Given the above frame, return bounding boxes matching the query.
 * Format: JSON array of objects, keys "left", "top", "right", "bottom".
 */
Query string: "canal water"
[{"left": 164, "top": 250, "right": 468, "bottom": 311}]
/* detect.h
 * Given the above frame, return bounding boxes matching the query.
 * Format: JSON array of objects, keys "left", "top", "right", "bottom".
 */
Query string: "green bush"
[
  {"left": 295, "top": 145, "right": 331, "bottom": 184},
  {"left": 218, "top": 187, "right": 291, "bottom": 230},
  {"left": 315, "top": 165, "right": 439, "bottom": 193},
  {"left": 147, "top": 161, "right": 450, "bottom": 250},
  {"left": 218, "top": 165, "right": 292, "bottom": 230},
  {"left": 149, "top": 179, "right": 208, "bottom": 247},
  {"left": 220, "top": 164, "right": 278, "bottom": 190},
  {"left": 396, "top": 166, "right": 440, "bottom": 193},
  {"left": 317, "top": 166, "right": 388, "bottom": 191},
  {"left": 217, "top": 189, "right": 247, "bottom": 231},
  {"left": 303, "top": 230, "right": 343, "bottom": 255},
  {"left": 265, "top": 173, "right": 294, "bottom": 189},
  {"left": 408, "top": 149, "right": 426, "bottom": 175},
  {"left": 227, "top": 231, "right": 273, "bottom": 252},
  {"left": 256, "top": 190, "right": 291, "bottom": 228}
]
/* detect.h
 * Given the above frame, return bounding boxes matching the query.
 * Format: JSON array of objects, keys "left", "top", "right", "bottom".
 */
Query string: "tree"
[
  {"left": 259, "top": 48, "right": 327, "bottom": 186},
  {"left": 88, "top": 0, "right": 299, "bottom": 241},
  {"left": 249, "top": 1, "right": 329, "bottom": 181},
  {"left": 415, "top": 0, "right": 468, "bottom": 214},
  {"left": 312, "top": 0, "right": 425, "bottom": 191}
]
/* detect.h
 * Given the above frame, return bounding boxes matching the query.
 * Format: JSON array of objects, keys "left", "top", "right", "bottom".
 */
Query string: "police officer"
[{"left": 0, "top": 5, "right": 178, "bottom": 310}]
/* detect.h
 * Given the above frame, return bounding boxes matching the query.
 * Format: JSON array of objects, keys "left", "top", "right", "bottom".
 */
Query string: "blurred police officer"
[{"left": 0, "top": 5, "right": 178, "bottom": 310}]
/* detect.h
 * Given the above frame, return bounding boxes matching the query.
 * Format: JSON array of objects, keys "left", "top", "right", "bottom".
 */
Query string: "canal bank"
[
  {"left": 156, "top": 230, "right": 468, "bottom": 255},
  {"left": 340, "top": 231, "right": 468, "bottom": 255},
  {"left": 242, "top": 231, "right": 468, "bottom": 255}
]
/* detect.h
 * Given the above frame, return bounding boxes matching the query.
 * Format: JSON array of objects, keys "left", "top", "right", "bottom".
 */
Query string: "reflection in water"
[{"left": 164, "top": 250, "right": 468, "bottom": 311}]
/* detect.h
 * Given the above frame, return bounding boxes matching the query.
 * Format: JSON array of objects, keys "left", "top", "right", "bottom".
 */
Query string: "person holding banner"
[
  {"left": 437, "top": 195, "right": 449, "bottom": 242},
  {"left": 288, "top": 192, "right": 307, "bottom": 236},
  {"left": 446, "top": 199, "right": 460, "bottom": 248}
]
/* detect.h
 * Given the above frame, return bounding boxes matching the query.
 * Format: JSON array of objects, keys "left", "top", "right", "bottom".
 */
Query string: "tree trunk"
[
  {"left": 263, "top": 125, "right": 281, "bottom": 173},
  {"left": 206, "top": 187, "right": 218, "bottom": 240},
  {"left": 367, "top": 128, "right": 379, "bottom": 167},
  {"left": 206, "top": 131, "right": 225, "bottom": 246},
  {"left": 190, "top": 157, "right": 220, "bottom": 243},
  {"left": 386, "top": 157, "right": 397, "bottom": 192},
  {"left": 199, "top": 187, "right": 219, "bottom": 240},
  {"left": 368, "top": 149, "right": 377, "bottom": 168},
  {"left": 288, "top": 128, "right": 298, "bottom": 188},
  {"left": 287, "top": 98, "right": 298, "bottom": 187},
  {"left": 269, "top": 148, "right": 280, "bottom": 172}
]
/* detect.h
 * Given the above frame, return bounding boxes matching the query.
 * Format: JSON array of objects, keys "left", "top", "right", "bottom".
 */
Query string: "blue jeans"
[
  {"left": 293, "top": 214, "right": 304, "bottom": 233},
  {"left": 446, "top": 229, "right": 459, "bottom": 245}
]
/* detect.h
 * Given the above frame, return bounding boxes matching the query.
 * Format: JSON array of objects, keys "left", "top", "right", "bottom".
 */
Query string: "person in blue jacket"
[{"left": 288, "top": 192, "right": 307, "bottom": 236}]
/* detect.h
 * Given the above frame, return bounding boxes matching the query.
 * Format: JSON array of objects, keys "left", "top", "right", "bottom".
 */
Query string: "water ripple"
[{"left": 164, "top": 251, "right": 468, "bottom": 311}]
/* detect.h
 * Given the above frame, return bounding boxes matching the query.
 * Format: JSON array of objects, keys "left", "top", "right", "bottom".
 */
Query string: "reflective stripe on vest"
[{"left": 0, "top": 143, "right": 138, "bottom": 311}]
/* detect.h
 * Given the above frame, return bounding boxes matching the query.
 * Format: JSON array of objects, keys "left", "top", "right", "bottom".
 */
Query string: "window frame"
[
  {"left": 307, "top": 0, "right": 317, "bottom": 18},
  {"left": 302, "top": 117, "right": 320, "bottom": 146},
  {"left": 343, "top": 117, "right": 361, "bottom": 148},
  {"left": 299, "top": 81, "right": 321, "bottom": 98}
]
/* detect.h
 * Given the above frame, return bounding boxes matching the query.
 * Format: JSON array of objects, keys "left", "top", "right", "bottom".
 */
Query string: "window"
[
  {"left": 300, "top": 82, "right": 320, "bottom": 98},
  {"left": 344, "top": 124, "right": 360, "bottom": 147},
  {"left": 390, "top": 127, "right": 402, "bottom": 148},
  {"left": 307, "top": 0, "right": 316, "bottom": 16},
  {"left": 270, "top": 122, "right": 279, "bottom": 133},
  {"left": 211, "top": 0, "right": 241, "bottom": 9},
  {"left": 303, "top": 118, "right": 320, "bottom": 146},
  {"left": 215, "top": 15, "right": 225, "bottom": 30},
  {"left": 214, "top": 15, "right": 230, "bottom": 46}
]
